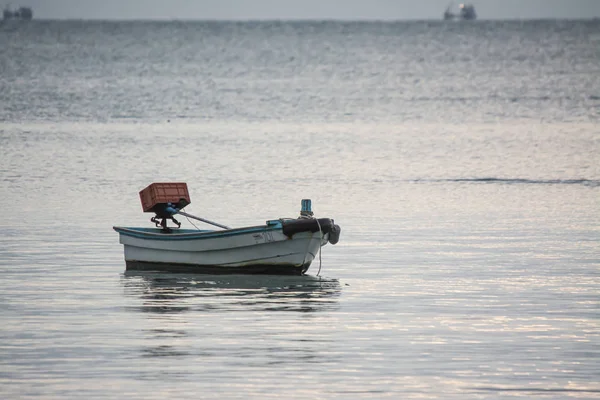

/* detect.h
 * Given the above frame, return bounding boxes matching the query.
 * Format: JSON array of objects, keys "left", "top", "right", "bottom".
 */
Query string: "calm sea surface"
[{"left": 1, "top": 20, "right": 599, "bottom": 399}]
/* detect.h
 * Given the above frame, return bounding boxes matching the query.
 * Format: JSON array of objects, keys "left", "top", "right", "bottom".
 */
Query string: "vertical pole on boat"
[{"left": 300, "top": 199, "right": 313, "bottom": 217}]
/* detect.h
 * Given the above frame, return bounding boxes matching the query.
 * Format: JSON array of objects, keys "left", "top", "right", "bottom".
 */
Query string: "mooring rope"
[{"left": 315, "top": 217, "right": 323, "bottom": 276}]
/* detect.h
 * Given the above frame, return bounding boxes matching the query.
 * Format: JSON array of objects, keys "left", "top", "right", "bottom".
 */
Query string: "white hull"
[{"left": 114, "top": 224, "right": 331, "bottom": 275}]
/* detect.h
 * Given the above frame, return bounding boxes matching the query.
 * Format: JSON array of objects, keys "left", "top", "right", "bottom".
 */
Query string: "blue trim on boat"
[
  {"left": 123, "top": 228, "right": 213, "bottom": 234},
  {"left": 113, "top": 225, "right": 283, "bottom": 241}
]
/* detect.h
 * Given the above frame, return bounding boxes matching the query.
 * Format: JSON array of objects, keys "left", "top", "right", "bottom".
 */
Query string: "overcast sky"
[{"left": 14, "top": 0, "right": 600, "bottom": 20}]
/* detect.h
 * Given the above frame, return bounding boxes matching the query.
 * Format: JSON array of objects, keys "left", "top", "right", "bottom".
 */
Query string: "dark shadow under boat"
[{"left": 125, "top": 260, "right": 310, "bottom": 275}]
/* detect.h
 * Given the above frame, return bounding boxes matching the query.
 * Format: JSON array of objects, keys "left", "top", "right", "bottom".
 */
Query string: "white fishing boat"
[{"left": 113, "top": 183, "right": 341, "bottom": 275}]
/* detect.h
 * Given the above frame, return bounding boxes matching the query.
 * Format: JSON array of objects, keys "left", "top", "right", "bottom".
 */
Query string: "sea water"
[{"left": 0, "top": 20, "right": 599, "bottom": 399}]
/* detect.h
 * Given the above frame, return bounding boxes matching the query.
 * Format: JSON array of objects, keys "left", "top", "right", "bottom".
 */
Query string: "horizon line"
[{"left": 8, "top": 16, "right": 600, "bottom": 22}]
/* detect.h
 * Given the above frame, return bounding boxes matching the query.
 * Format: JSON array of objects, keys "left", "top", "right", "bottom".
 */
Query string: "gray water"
[{"left": 1, "top": 20, "right": 599, "bottom": 399}]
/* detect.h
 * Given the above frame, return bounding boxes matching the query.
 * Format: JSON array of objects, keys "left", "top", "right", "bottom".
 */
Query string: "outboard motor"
[{"left": 139, "top": 182, "right": 191, "bottom": 232}]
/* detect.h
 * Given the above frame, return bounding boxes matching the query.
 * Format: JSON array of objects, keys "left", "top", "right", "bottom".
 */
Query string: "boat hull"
[{"left": 114, "top": 219, "right": 336, "bottom": 275}]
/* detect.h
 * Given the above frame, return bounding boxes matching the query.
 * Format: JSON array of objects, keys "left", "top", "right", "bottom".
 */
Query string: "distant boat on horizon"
[
  {"left": 3, "top": 5, "right": 33, "bottom": 20},
  {"left": 443, "top": 2, "right": 477, "bottom": 21}
]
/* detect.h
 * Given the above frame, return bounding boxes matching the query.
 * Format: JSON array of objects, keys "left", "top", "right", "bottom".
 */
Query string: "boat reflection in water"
[
  {"left": 121, "top": 271, "right": 342, "bottom": 314},
  {"left": 121, "top": 272, "right": 343, "bottom": 363}
]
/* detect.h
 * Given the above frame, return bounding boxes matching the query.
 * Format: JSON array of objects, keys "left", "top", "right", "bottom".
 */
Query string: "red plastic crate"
[{"left": 139, "top": 182, "right": 191, "bottom": 213}]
